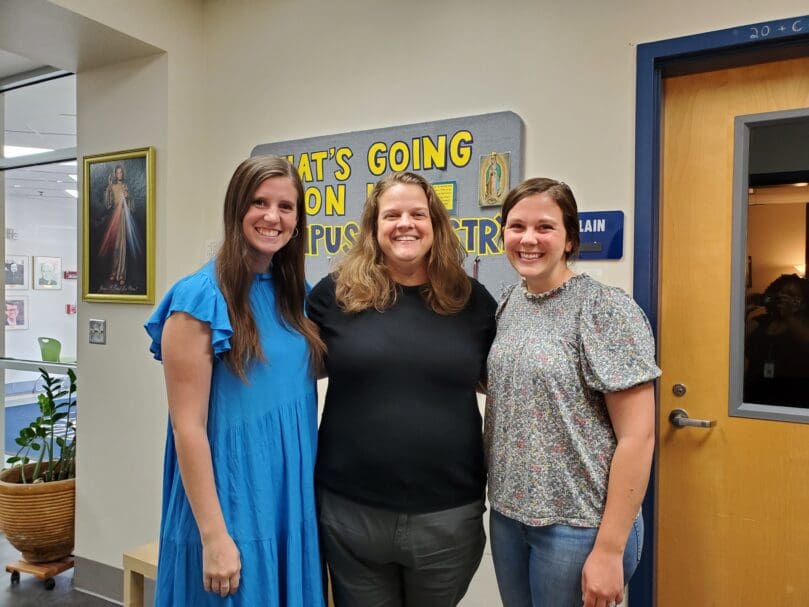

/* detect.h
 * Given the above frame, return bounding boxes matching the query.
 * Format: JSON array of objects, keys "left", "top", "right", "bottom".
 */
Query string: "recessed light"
[
  {"left": 65, "top": 189, "right": 78, "bottom": 198},
  {"left": 791, "top": 182, "right": 809, "bottom": 187},
  {"left": 3, "top": 145, "right": 54, "bottom": 158}
]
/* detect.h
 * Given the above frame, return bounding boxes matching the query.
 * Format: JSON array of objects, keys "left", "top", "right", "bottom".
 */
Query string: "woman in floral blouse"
[{"left": 484, "top": 178, "right": 660, "bottom": 607}]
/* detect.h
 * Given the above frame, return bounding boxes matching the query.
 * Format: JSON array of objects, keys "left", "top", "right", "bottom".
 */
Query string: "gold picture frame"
[{"left": 82, "top": 147, "right": 155, "bottom": 304}]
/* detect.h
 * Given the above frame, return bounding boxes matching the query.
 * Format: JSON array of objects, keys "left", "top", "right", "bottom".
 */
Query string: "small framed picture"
[
  {"left": 5, "top": 296, "right": 29, "bottom": 330},
  {"left": 82, "top": 147, "right": 155, "bottom": 304},
  {"left": 4, "top": 256, "right": 28, "bottom": 290},
  {"left": 479, "top": 151, "right": 511, "bottom": 207},
  {"left": 33, "top": 256, "right": 62, "bottom": 290}
]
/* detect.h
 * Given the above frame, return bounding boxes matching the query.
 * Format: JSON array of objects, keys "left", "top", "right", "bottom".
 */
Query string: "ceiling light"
[
  {"left": 13, "top": 184, "right": 21, "bottom": 188},
  {"left": 59, "top": 161, "right": 77, "bottom": 167},
  {"left": 791, "top": 182, "right": 809, "bottom": 187},
  {"left": 65, "top": 189, "right": 78, "bottom": 198},
  {"left": 69, "top": 174, "right": 77, "bottom": 181},
  {"left": 3, "top": 145, "right": 54, "bottom": 158}
]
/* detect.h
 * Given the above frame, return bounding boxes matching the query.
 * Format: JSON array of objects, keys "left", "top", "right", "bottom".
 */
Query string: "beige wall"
[
  {"left": 8, "top": 0, "right": 809, "bottom": 603},
  {"left": 748, "top": 203, "right": 807, "bottom": 294},
  {"left": 49, "top": 0, "right": 207, "bottom": 570},
  {"left": 72, "top": 54, "right": 170, "bottom": 569}
]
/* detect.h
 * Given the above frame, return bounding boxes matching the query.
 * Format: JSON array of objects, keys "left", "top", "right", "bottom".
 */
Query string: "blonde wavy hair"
[{"left": 334, "top": 172, "right": 471, "bottom": 314}]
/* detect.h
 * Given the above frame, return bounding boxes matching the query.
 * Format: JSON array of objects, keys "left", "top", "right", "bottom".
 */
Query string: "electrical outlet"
[{"left": 89, "top": 319, "right": 106, "bottom": 344}]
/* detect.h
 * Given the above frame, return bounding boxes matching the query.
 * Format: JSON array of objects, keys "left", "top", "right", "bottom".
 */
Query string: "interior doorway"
[
  {"left": 633, "top": 14, "right": 809, "bottom": 607},
  {"left": 1, "top": 68, "right": 77, "bottom": 462}
]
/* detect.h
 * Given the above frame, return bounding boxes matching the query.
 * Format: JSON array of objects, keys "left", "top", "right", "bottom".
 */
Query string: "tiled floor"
[{"left": 0, "top": 534, "right": 114, "bottom": 606}]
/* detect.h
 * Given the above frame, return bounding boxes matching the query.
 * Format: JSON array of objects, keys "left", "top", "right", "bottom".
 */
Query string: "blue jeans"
[{"left": 489, "top": 510, "right": 644, "bottom": 607}]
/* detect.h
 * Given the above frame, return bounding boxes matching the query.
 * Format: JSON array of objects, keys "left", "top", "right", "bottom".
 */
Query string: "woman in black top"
[{"left": 308, "top": 171, "right": 496, "bottom": 607}]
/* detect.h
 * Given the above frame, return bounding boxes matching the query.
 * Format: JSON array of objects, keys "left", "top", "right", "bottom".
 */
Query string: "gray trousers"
[{"left": 318, "top": 488, "right": 486, "bottom": 607}]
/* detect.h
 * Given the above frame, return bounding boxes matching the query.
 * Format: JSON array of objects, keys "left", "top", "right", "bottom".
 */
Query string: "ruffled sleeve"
[
  {"left": 144, "top": 269, "right": 233, "bottom": 361},
  {"left": 579, "top": 283, "right": 661, "bottom": 392}
]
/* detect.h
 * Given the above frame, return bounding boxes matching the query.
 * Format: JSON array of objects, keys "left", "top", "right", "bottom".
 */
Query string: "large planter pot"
[{"left": 0, "top": 464, "right": 75, "bottom": 563}]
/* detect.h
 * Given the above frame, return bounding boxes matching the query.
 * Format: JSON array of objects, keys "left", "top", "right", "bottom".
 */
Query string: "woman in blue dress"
[{"left": 145, "top": 155, "right": 326, "bottom": 606}]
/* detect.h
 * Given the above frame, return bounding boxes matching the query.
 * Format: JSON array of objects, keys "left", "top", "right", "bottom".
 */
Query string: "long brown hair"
[
  {"left": 216, "top": 155, "right": 325, "bottom": 380},
  {"left": 334, "top": 171, "right": 471, "bottom": 314}
]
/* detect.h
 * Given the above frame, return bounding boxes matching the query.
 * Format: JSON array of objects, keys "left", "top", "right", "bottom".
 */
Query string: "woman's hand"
[
  {"left": 581, "top": 546, "right": 624, "bottom": 607},
  {"left": 202, "top": 531, "right": 241, "bottom": 597}
]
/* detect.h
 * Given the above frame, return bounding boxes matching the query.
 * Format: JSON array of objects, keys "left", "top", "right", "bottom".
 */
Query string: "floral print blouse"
[{"left": 484, "top": 274, "right": 661, "bottom": 528}]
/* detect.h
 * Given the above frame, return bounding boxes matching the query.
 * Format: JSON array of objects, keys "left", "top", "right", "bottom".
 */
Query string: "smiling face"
[
  {"left": 376, "top": 183, "right": 434, "bottom": 285},
  {"left": 503, "top": 192, "right": 573, "bottom": 293},
  {"left": 5, "top": 303, "right": 18, "bottom": 324},
  {"left": 241, "top": 176, "right": 299, "bottom": 272}
]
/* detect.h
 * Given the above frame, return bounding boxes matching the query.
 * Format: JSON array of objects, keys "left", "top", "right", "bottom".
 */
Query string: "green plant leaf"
[{"left": 7, "top": 368, "right": 78, "bottom": 482}]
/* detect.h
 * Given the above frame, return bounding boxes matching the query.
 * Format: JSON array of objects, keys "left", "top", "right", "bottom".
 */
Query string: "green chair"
[{"left": 38, "top": 337, "right": 62, "bottom": 362}]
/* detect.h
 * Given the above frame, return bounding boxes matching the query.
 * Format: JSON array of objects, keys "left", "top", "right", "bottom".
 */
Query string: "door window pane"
[{"left": 743, "top": 120, "right": 809, "bottom": 409}]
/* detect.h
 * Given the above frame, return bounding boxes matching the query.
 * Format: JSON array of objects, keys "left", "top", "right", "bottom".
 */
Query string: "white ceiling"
[
  {"left": 6, "top": 162, "right": 77, "bottom": 203},
  {"left": 4, "top": 76, "right": 76, "bottom": 150},
  {"left": 0, "top": 48, "right": 43, "bottom": 81},
  {"left": 2, "top": 52, "right": 76, "bottom": 204}
]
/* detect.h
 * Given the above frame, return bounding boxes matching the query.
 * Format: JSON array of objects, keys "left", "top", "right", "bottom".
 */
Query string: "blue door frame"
[{"left": 631, "top": 14, "right": 809, "bottom": 607}]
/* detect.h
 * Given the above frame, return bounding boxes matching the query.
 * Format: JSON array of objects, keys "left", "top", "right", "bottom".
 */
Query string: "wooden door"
[{"left": 657, "top": 57, "right": 809, "bottom": 605}]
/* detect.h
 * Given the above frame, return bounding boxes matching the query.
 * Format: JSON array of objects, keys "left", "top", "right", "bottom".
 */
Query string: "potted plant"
[{"left": 0, "top": 368, "right": 76, "bottom": 563}]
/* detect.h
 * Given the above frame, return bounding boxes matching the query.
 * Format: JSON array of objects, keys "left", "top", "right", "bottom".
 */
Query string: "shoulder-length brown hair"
[
  {"left": 216, "top": 155, "right": 325, "bottom": 380},
  {"left": 334, "top": 171, "right": 470, "bottom": 314}
]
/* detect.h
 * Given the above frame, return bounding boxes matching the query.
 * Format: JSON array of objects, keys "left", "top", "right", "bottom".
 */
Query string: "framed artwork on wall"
[
  {"left": 82, "top": 147, "right": 155, "bottom": 304},
  {"left": 4, "top": 256, "right": 28, "bottom": 290},
  {"left": 478, "top": 151, "right": 510, "bottom": 207},
  {"left": 32, "top": 256, "right": 62, "bottom": 290},
  {"left": 5, "top": 296, "right": 28, "bottom": 330}
]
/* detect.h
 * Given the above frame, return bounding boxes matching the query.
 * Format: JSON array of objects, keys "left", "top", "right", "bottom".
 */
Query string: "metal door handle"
[{"left": 668, "top": 408, "right": 716, "bottom": 428}]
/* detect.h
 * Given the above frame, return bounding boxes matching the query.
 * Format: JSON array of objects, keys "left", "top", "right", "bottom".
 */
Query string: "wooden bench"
[
  {"left": 122, "top": 541, "right": 158, "bottom": 607},
  {"left": 122, "top": 541, "right": 334, "bottom": 606}
]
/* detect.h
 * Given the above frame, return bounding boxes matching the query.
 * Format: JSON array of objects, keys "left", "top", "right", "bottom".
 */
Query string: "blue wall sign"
[{"left": 578, "top": 211, "right": 624, "bottom": 260}]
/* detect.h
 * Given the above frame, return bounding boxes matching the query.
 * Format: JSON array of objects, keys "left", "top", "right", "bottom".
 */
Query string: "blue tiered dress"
[{"left": 144, "top": 261, "right": 324, "bottom": 607}]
